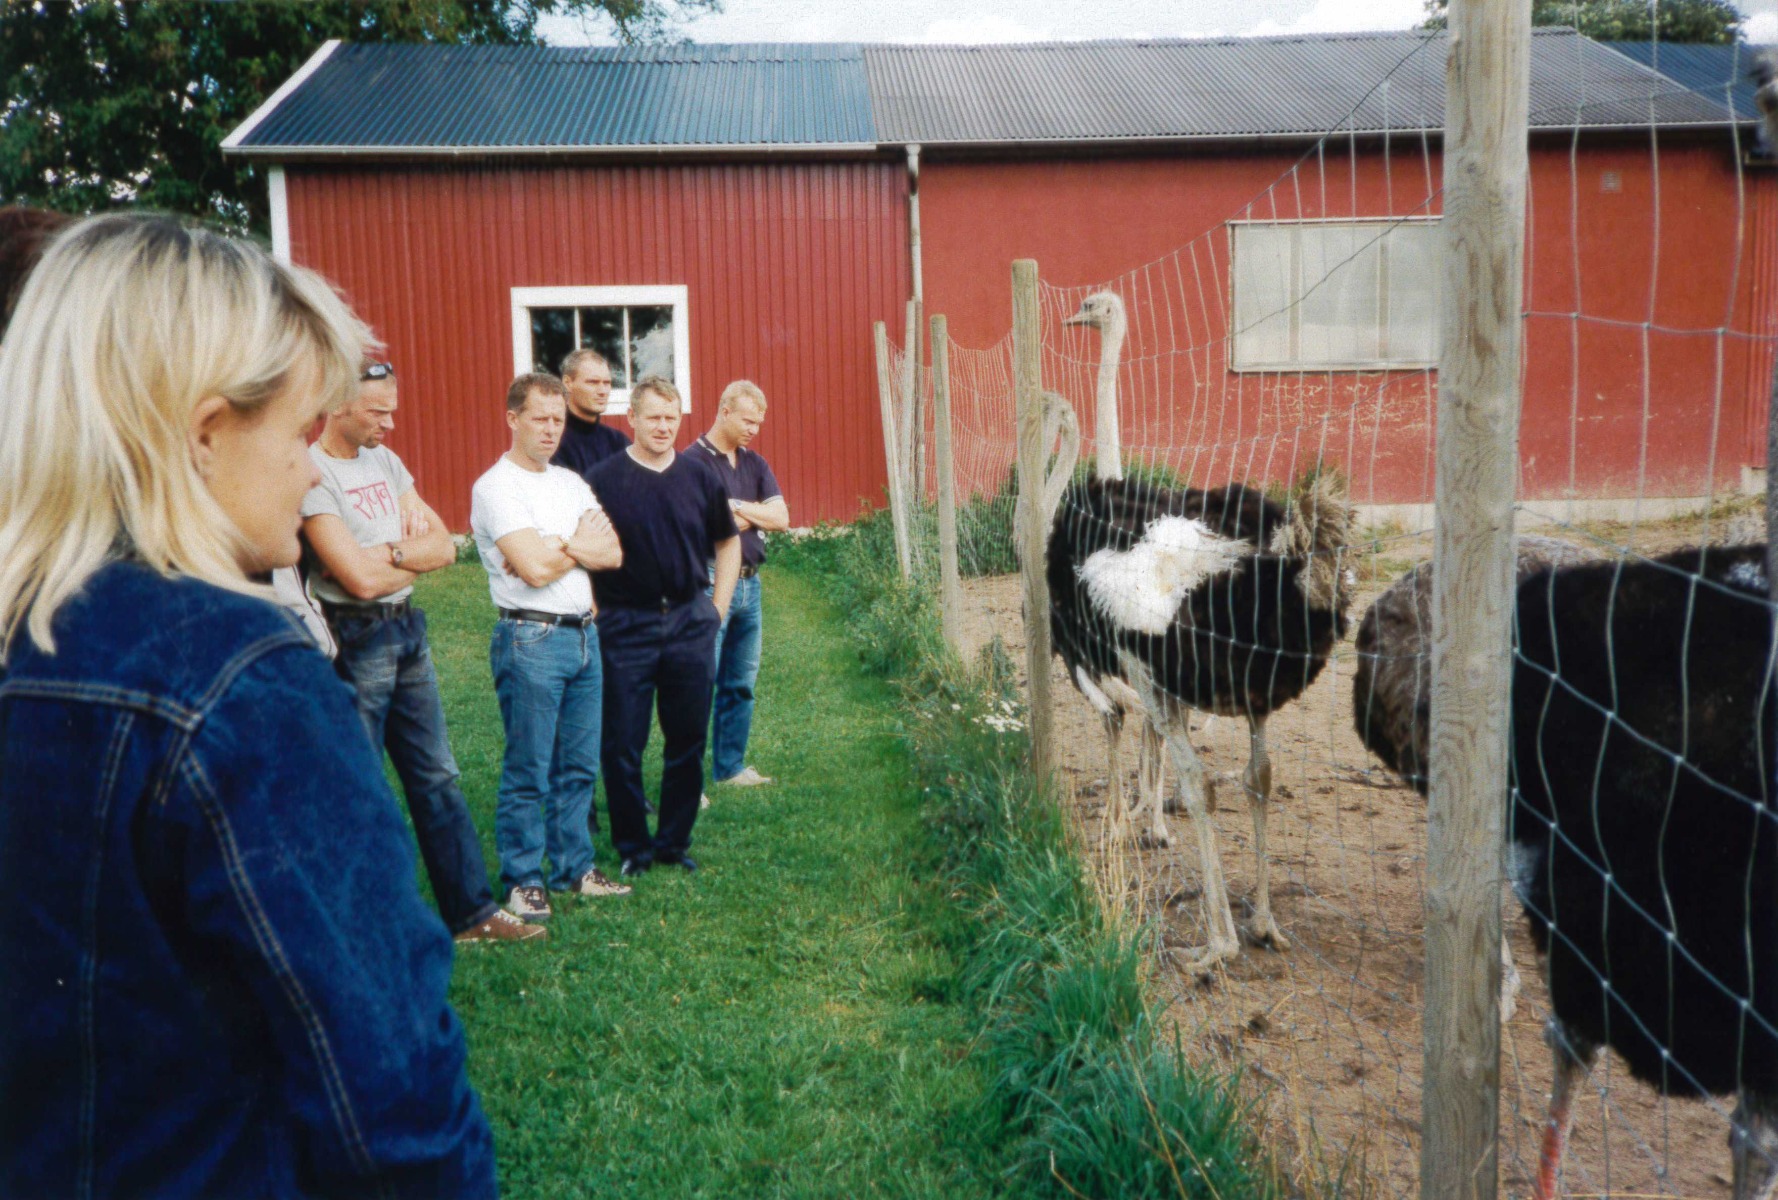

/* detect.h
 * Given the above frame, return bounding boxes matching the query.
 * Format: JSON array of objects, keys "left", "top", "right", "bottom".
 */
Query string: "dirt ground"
[{"left": 956, "top": 504, "right": 1765, "bottom": 1198}]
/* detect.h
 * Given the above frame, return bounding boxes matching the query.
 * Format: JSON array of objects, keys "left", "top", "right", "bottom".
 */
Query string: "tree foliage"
[
  {"left": 0, "top": 0, "right": 717, "bottom": 235},
  {"left": 1422, "top": 0, "right": 1743, "bottom": 42}
]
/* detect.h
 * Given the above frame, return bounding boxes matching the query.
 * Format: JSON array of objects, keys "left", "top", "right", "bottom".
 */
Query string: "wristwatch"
[{"left": 391, "top": 545, "right": 405, "bottom": 568}]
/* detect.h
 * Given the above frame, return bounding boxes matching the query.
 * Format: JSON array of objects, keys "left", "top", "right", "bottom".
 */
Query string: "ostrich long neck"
[
  {"left": 1040, "top": 392, "right": 1082, "bottom": 526},
  {"left": 1094, "top": 315, "right": 1125, "bottom": 483}
]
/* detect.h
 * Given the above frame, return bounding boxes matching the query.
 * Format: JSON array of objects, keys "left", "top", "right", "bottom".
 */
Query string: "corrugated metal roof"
[
  {"left": 240, "top": 42, "right": 876, "bottom": 149},
  {"left": 1605, "top": 41, "right": 1765, "bottom": 122},
  {"left": 227, "top": 30, "right": 1739, "bottom": 157},
  {"left": 866, "top": 29, "right": 1733, "bottom": 144}
]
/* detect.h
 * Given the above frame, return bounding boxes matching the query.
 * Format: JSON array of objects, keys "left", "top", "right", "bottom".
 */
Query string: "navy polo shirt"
[
  {"left": 589, "top": 450, "right": 739, "bottom": 610},
  {"left": 553, "top": 411, "right": 631, "bottom": 484},
  {"left": 690, "top": 436, "right": 782, "bottom": 568}
]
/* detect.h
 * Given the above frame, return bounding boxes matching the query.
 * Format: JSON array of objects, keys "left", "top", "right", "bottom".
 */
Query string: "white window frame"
[
  {"left": 1228, "top": 217, "right": 1441, "bottom": 373},
  {"left": 509, "top": 285, "right": 692, "bottom": 413}
]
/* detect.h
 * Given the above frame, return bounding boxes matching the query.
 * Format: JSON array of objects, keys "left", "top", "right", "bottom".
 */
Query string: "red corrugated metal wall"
[
  {"left": 920, "top": 141, "right": 1778, "bottom": 505},
  {"left": 285, "top": 160, "right": 909, "bottom": 529}
]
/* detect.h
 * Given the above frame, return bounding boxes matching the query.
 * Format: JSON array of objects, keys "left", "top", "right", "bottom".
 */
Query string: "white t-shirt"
[{"left": 470, "top": 456, "right": 600, "bottom": 615}]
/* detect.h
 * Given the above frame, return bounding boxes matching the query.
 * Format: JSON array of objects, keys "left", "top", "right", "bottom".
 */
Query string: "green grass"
[{"left": 410, "top": 564, "right": 1010, "bottom": 1199}]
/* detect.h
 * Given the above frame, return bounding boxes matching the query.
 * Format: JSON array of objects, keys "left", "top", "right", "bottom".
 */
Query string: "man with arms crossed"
[
  {"left": 472, "top": 373, "right": 631, "bottom": 924},
  {"left": 554, "top": 348, "right": 631, "bottom": 479},
  {"left": 303, "top": 361, "right": 542, "bottom": 943},
  {"left": 691, "top": 380, "right": 790, "bottom": 788},
  {"left": 589, "top": 376, "right": 740, "bottom": 876}
]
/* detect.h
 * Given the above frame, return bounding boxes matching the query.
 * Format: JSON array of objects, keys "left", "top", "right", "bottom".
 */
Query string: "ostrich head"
[
  {"left": 1063, "top": 291, "right": 1126, "bottom": 333},
  {"left": 1062, "top": 291, "right": 1127, "bottom": 484}
]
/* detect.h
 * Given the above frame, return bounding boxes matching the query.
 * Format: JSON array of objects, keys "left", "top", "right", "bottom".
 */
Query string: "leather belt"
[
  {"left": 322, "top": 598, "right": 410, "bottom": 622},
  {"left": 499, "top": 607, "right": 593, "bottom": 628},
  {"left": 738, "top": 564, "right": 760, "bottom": 579}
]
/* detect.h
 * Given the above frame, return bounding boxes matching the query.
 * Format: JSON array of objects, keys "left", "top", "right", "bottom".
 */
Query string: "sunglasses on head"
[{"left": 360, "top": 362, "right": 395, "bottom": 382}]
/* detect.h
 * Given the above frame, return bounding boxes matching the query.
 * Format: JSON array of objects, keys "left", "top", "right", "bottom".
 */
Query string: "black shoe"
[
  {"left": 620, "top": 856, "right": 653, "bottom": 878},
  {"left": 657, "top": 853, "right": 699, "bottom": 874}
]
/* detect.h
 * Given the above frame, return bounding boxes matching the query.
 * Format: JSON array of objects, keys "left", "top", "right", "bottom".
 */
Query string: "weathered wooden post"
[
  {"left": 932, "top": 313, "right": 965, "bottom": 657},
  {"left": 1012, "top": 260, "right": 1053, "bottom": 777},
  {"left": 900, "top": 299, "right": 924, "bottom": 566},
  {"left": 873, "top": 320, "right": 913, "bottom": 579},
  {"left": 1423, "top": 0, "right": 1529, "bottom": 1195}
]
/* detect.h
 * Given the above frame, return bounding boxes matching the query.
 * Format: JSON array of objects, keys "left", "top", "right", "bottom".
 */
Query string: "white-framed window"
[
  {"left": 509, "top": 285, "right": 691, "bottom": 412},
  {"left": 1229, "top": 219, "right": 1441, "bottom": 372}
]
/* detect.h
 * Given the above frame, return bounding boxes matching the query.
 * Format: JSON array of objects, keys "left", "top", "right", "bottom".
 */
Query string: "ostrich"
[
  {"left": 1511, "top": 545, "right": 1778, "bottom": 1200},
  {"left": 1055, "top": 291, "right": 1170, "bottom": 843},
  {"left": 1352, "top": 535, "right": 1603, "bottom": 1021},
  {"left": 1353, "top": 534, "right": 1778, "bottom": 1196},
  {"left": 1043, "top": 420, "right": 1355, "bottom": 970}
]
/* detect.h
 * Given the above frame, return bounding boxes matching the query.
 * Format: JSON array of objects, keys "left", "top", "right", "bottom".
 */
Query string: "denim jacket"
[{"left": 0, "top": 561, "right": 496, "bottom": 1198}]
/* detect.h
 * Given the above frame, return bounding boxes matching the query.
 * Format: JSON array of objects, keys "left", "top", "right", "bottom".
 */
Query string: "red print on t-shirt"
[{"left": 346, "top": 481, "right": 397, "bottom": 522}]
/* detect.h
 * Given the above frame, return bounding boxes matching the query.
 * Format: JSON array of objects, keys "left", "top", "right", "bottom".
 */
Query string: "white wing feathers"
[{"left": 1077, "top": 516, "right": 1251, "bottom": 635}]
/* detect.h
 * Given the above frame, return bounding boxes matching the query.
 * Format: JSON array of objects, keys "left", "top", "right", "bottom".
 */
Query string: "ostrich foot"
[
  {"left": 1241, "top": 913, "right": 1290, "bottom": 951},
  {"left": 1135, "top": 829, "right": 1174, "bottom": 850},
  {"left": 1171, "top": 934, "right": 1240, "bottom": 976}
]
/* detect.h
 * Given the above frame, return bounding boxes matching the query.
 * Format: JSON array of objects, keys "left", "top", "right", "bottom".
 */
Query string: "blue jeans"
[
  {"left": 598, "top": 599, "right": 720, "bottom": 864},
  {"left": 709, "top": 574, "right": 764, "bottom": 781},
  {"left": 333, "top": 607, "right": 498, "bottom": 935},
  {"left": 489, "top": 617, "right": 601, "bottom": 892}
]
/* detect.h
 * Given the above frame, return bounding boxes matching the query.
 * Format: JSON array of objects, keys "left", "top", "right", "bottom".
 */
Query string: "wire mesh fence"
[{"left": 871, "top": 25, "right": 1778, "bottom": 1199}]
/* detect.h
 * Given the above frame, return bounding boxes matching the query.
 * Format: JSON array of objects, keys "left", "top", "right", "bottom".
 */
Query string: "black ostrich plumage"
[
  {"left": 1044, "top": 477, "right": 1350, "bottom": 722},
  {"left": 1510, "top": 543, "right": 1778, "bottom": 1098}
]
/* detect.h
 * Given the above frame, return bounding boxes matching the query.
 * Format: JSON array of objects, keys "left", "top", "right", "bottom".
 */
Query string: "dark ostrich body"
[
  {"left": 1511, "top": 544, "right": 1778, "bottom": 1101},
  {"left": 1047, "top": 479, "right": 1347, "bottom": 724}
]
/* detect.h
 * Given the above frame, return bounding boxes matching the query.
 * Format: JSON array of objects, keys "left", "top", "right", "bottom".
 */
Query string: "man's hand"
[
  {"left": 567, "top": 509, "right": 623, "bottom": 571},
  {"left": 728, "top": 499, "right": 754, "bottom": 532},
  {"left": 402, "top": 506, "right": 430, "bottom": 540}
]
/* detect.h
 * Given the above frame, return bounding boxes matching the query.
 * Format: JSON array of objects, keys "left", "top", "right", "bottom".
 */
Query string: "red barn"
[{"left": 224, "top": 31, "right": 1775, "bottom": 526}]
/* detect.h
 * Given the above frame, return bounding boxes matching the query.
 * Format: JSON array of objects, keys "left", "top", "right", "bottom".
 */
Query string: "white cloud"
[
  {"left": 920, "top": 15, "right": 1054, "bottom": 43},
  {"left": 1244, "top": 0, "right": 1425, "bottom": 37},
  {"left": 1746, "top": 10, "right": 1778, "bottom": 42}
]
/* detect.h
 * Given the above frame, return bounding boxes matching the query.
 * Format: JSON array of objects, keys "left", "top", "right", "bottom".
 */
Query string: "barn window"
[
  {"left": 509, "top": 285, "right": 691, "bottom": 412},
  {"left": 1229, "top": 219, "right": 1440, "bottom": 372}
]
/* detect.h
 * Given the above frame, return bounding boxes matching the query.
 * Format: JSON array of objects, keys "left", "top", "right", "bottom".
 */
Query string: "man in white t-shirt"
[{"left": 471, "top": 373, "right": 630, "bottom": 925}]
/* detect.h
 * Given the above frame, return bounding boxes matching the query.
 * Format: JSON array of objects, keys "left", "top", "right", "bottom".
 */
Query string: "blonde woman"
[{"left": 0, "top": 215, "right": 495, "bottom": 1197}]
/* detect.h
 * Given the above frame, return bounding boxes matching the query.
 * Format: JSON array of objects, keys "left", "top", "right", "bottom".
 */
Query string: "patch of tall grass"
[{"left": 773, "top": 516, "right": 1283, "bottom": 1199}]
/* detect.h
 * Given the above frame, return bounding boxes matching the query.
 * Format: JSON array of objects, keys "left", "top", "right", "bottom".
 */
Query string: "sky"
[{"left": 539, "top": 0, "right": 1778, "bottom": 45}]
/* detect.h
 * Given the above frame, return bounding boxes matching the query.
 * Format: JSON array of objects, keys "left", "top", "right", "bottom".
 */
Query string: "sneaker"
[
  {"left": 717, "top": 766, "right": 774, "bottom": 787},
  {"left": 455, "top": 909, "right": 547, "bottom": 944},
  {"left": 656, "top": 853, "right": 700, "bottom": 874},
  {"left": 554, "top": 867, "right": 632, "bottom": 898},
  {"left": 620, "top": 857, "right": 652, "bottom": 878},
  {"left": 700, "top": 792, "right": 711, "bottom": 810},
  {"left": 506, "top": 884, "right": 551, "bottom": 924}
]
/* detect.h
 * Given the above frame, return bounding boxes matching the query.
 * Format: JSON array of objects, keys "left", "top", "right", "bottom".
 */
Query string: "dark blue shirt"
[
  {"left": 691, "top": 436, "right": 782, "bottom": 567},
  {"left": 553, "top": 411, "right": 631, "bottom": 484},
  {"left": 589, "top": 450, "right": 739, "bottom": 610}
]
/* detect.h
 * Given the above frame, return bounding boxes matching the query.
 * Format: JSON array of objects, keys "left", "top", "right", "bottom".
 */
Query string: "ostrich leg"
[
  {"left": 1101, "top": 676, "right": 1171, "bottom": 847},
  {"left": 1240, "top": 717, "right": 1289, "bottom": 950},
  {"left": 1099, "top": 707, "right": 1129, "bottom": 846},
  {"left": 1533, "top": 1019, "right": 1600, "bottom": 1200},
  {"left": 1121, "top": 655, "right": 1238, "bottom": 970},
  {"left": 1731, "top": 1090, "right": 1778, "bottom": 1200}
]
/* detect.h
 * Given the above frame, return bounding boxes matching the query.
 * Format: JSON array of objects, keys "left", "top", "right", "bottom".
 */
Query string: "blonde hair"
[
  {"left": 719, "top": 379, "right": 767, "bottom": 412},
  {"left": 630, "top": 374, "right": 681, "bottom": 414},
  {"left": 0, "top": 213, "right": 370, "bottom": 657}
]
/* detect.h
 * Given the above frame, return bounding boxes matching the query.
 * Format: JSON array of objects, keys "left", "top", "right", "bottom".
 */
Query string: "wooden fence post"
[
  {"left": 874, "top": 320, "right": 913, "bottom": 579},
  {"left": 1423, "top": 0, "right": 1528, "bottom": 1195},
  {"left": 900, "top": 299, "right": 923, "bottom": 566},
  {"left": 1012, "top": 260, "right": 1053, "bottom": 777},
  {"left": 932, "top": 313, "right": 964, "bottom": 658}
]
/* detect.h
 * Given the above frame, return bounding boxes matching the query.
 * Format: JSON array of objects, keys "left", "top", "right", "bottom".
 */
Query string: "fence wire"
[{"left": 876, "top": 30, "right": 1778, "bottom": 1198}]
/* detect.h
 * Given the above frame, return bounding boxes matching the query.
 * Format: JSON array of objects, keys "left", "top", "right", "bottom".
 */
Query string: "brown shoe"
[{"left": 455, "top": 908, "right": 547, "bottom": 943}]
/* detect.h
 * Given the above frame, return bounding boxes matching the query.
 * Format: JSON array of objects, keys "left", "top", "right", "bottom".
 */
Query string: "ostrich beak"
[{"left": 1063, "top": 308, "right": 1091, "bottom": 327}]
